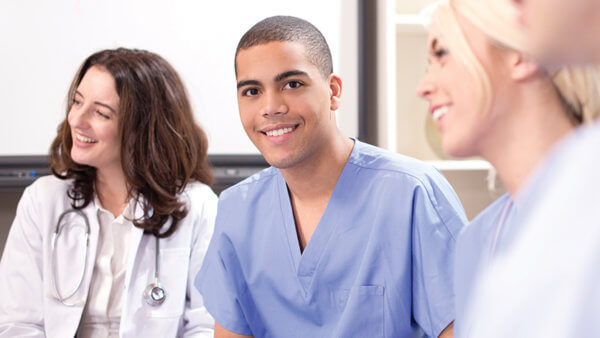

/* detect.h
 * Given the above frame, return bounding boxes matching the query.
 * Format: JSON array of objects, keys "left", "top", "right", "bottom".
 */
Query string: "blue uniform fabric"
[
  {"left": 463, "top": 121, "right": 600, "bottom": 337},
  {"left": 196, "top": 140, "right": 467, "bottom": 337},
  {"left": 453, "top": 193, "right": 523, "bottom": 337}
]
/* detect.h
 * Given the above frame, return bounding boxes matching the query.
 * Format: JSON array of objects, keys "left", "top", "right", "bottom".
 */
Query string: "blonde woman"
[
  {"left": 461, "top": 0, "right": 600, "bottom": 336},
  {"left": 416, "top": 0, "right": 600, "bottom": 336}
]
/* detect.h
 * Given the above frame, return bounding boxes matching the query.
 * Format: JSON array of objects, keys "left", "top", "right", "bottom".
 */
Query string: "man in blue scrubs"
[{"left": 197, "top": 16, "right": 467, "bottom": 338}]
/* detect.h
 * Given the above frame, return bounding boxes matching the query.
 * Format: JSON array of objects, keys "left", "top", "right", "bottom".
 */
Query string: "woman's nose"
[
  {"left": 67, "top": 104, "right": 89, "bottom": 129},
  {"left": 416, "top": 74, "right": 435, "bottom": 99}
]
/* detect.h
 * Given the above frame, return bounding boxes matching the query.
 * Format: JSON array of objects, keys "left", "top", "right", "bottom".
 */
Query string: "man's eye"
[
  {"left": 243, "top": 88, "right": 260, "bottom": 96},
  {"left": 284, "top": 81, "right": 303, "bottom": 89}
]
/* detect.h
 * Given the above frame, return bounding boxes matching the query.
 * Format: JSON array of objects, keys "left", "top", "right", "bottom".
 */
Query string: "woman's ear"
[
  {"left": 328, "top": 74, "right": 342, "bottom": 111},
  {"left": 511, "top": 52, "right": 540, "bottom": 81}
]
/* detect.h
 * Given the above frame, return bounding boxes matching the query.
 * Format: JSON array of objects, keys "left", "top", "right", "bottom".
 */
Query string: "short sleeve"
[
  {"left": 194, "top": 196, "right": 253, "bottom": 335},
  {"left": 411, "top": 183, "right": 467, "bottom": 337}
]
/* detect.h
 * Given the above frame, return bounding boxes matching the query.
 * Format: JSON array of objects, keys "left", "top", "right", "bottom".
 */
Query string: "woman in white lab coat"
[{"left": 0, "top": 48, "right": 216, "bottom": 337}]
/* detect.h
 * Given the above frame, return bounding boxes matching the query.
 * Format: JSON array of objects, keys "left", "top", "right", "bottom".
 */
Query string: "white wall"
[{"left": 0, "top": 0, "right": 358, "bottom": 156}]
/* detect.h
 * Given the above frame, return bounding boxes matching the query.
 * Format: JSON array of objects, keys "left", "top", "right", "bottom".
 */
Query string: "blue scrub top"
[
  {"left": 196, "top": 140, "right": 467, "bottom": 337},
  {"left": 457, "top": 122, "right": 600, "bottom": 337},
  {"left": 466, "top": 119, "right": 600, "bottom": 337},
  {"left": 454, "top": 193, "right": 527, "bottom": 337}
]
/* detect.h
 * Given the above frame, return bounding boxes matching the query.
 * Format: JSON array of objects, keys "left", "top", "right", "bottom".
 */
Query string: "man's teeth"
[
  {"left": 76, "top": 134, "right": 98, "bottom": 143},
  {"left": 266, "top": 127, "right": 294, "bottom": 137},
  {"left": 432, "top": 106, "right": 449, "bottom": 121}
]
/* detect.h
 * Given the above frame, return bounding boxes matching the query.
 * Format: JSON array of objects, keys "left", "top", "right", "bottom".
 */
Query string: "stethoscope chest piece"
[
  {"left": 144, "top": 282, "right": 166, "bottom": 306},
  {"left": 144, "top": 235, "right": 166, "bottom": 307}
]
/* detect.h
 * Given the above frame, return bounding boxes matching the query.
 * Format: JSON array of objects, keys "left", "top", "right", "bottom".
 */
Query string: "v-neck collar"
[{"left": 276, "top": 139, "right": 360, "bottom": 294}]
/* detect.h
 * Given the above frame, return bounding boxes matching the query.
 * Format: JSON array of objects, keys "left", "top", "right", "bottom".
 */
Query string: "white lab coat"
[{"left": 0, "top": 175, "right": 217, "bottom": 337}]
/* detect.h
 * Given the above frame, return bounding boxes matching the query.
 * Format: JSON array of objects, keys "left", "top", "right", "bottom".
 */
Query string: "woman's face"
[
  {"left": 68, "top": 66, "right": 121, "bottom": 173},
  {"left": 417, "top": 16, "right": 510, "bottom": 158}
]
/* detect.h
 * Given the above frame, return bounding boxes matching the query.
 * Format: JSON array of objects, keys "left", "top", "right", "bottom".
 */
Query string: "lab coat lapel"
[
  {"left": 119, "top": 197, "right": 145, "bottom": 335},
  {"left": 123, "top": 198, "right": 146, "bottom": 293}
]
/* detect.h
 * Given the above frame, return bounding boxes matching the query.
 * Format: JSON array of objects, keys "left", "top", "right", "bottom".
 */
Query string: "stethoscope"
[
  {"left": 50, "top": 208, "right": 167, "bottom": 307},
  {"left": 144, "top": 236, "right": 167, "bottom": 306}
]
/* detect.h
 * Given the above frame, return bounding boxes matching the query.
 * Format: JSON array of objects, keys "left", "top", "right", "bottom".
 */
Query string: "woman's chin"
[{"left": 442, "top": 137, "right": 477, "bottom": 159}]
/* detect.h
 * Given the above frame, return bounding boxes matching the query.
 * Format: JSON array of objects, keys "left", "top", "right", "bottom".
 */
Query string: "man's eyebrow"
[
  {"left": 236, "top": 70, "right": 310, "bottom": 89},
  {"left": 237, "top": 79, "right": 261, "bottom": 89},
  {"left": 275, "top": 70, "right": 309, "bottom": 83}
]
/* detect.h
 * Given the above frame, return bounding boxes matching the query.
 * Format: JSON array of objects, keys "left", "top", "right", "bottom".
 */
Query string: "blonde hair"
[{"left": 428, "top": 0, "right": 600, "bottom": 124}]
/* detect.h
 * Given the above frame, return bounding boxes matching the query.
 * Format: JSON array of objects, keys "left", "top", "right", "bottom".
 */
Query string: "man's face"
[
  {"left": 235, "top": 41, "right": 341, "bottom": 169},
  {"left": 514, "top": 0, "right": 600, "bottom": 64}
]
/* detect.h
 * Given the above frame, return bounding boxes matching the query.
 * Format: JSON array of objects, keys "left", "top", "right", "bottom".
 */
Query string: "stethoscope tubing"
[
  {"left": 50, "top": 208, "right": 166, "bottom": 307},
  {"left": 50, "top": 209, "right": 91, "bottom": 307}
]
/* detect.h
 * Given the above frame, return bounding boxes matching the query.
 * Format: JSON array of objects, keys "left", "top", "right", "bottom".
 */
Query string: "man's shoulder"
[
  {"left": 350, "top": 141, "right": 447, "bottom": 188},
  {"left": 352, "top": 141, "right": 467, "bottom": 229},
  {"left": 219, "top": 166, "right": 280, "bottom": 204}
]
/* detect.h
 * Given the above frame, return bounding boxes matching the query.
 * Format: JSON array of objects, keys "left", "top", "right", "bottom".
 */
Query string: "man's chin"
[
  {"left": 265, "top": 156, "right": 297, "bottom": 170},
  {"left": 262, "top": 151, "right": 307, "bottom": 170}
]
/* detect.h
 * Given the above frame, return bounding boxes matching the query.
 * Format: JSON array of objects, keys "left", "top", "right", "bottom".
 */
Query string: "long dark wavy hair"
[{"left": 50, "top": 48, "right": 213, "bottom": 238}]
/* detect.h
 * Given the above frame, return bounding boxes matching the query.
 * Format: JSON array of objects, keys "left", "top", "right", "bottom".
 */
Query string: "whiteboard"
[{"left": 0, "top": 0, "right": 358, "bottom": 155}]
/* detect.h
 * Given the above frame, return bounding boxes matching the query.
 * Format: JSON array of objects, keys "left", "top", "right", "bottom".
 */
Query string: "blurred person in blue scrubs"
[
  {"left": 196, "top": 15, "right": 467, "bottom": 338},
  {"left": 416, "top": 0, "right": 600, "bottom": 336},
  {"left": 460, "top": 0, "right": 600, "bottom": 337}
]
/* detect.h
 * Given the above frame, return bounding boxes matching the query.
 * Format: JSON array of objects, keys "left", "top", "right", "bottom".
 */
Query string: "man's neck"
[
  {"left": 281, "top": 134, "right": 354, "bottom": 203},
  {"left": 281, "top": 133, "right": 354, "bottom": 252}
]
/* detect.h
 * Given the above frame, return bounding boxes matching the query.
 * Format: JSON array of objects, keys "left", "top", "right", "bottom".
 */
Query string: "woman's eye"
[
  {"left": 96, "top": 111, "right": 110, "bottom": 119},
  {"left": 243, "top": 88, "right": 260, "bottom": 97},
  {"left": 434, "top": 48, "right": 448, "bottom": 58},
  {"left": 284, "top": 81, "right": 302, "bottom": 89},
  {"left": 72, "top": 98, "right": 82, "bottom": 106}
]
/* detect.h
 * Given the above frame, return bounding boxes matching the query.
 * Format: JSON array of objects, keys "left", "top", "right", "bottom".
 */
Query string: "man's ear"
[
  {"left": 328, "top": 74, "right": 342, "bottom": 111},
  {"left": 510, "top": 51, "right": 540, "bottom": 81}
]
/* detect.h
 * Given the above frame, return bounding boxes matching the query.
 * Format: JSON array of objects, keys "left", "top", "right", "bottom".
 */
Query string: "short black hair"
[{"left": 235, "top": 16, "right": 333, "bottom": 78}]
